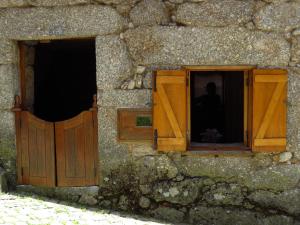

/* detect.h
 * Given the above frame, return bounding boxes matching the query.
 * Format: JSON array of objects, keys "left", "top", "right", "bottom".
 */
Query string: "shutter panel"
[
  {"left": 153, "top": 70, "right": 187, "bottom": 152},
  {"left": 252, "top": 69, "right": 287, "bottom": 152},
  {"left": 19, "top": 112, "right": 56, "bottom": 187}
]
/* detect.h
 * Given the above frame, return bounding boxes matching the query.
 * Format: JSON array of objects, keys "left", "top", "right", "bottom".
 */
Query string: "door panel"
[
  {"left": 19, "top": 112, "right": 56, "bottom": 187},
  {"left": 55, "top": 111, "right": 98, "bottom": 187}
]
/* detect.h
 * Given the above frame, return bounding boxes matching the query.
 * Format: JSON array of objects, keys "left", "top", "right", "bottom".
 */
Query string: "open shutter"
[
  {"left": 252, "top": 69, "right": 287, "bottom": 152},
  {"left": 153, "top": 70, "right": 187, "bottom": 152}
]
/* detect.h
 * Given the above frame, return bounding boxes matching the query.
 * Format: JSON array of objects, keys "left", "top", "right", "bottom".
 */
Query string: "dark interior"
[
  {"left": 34, "top": 39, "right": 96, "bottom": 122},
  {"left": 190, "top": 71, "right": 244, "bottom": 144}
]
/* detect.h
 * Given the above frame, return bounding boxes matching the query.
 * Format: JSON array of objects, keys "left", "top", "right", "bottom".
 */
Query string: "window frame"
[{"left": 184, "top": 66, "right": 256, "bottom": 151}]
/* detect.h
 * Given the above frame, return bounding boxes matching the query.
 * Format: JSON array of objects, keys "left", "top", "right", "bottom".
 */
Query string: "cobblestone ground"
[{"left": 0, "top": 193, "right": 172, "bottom": 225}]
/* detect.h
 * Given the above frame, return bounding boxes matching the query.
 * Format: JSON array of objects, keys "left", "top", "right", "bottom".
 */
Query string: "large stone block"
[
  {"left": 287, "top": 67, "right": 300, "bottom": 152},
  {"left": 150, "top": 178, "right": 202, "bottom": 205},
  {"left": 0, "top": 64, "right": 18, "bottom": 110},
  {"left": 244, "top": 165, "right": 300, "bottom": 191},
  {"left": 97, "top": 107, "right": 130, "bottom": 163},
  {"left": 0, "top": 0, "right": 28, "bottom": 8},
  {"left": 176, "top": 156, "right": 300, "bottom": 191},
  {"left": 248, "top": 189, "right": 300, "bottom": 216},
  {"left": 99, "top": 89, "right": 151, "bottom": 107},
  {"left": 27, "top": 0, "right": 90, "bottom": 7},
  {"left": 0, "top": 110, "right": 15, "bottom": 140},
  {"left": 254, "top": 2, "right": 300, "bottom": 32},
  {"left": 202, "top": 183, "right": 244, "bottom": 206},
  {"left": 129, "top": 0, "right": 170, "bottom": 26},
  {"left": 151, "top": 206, "right": 185, "bottom": 223},
  {"left": 0, "top": 39, "right": 17, "bottom": 64},
  {"left": 124, "top": 26, "right": 290, "bottom": 66},
  {"left": 94, "top": 0, "right": 130, "bottom": 4},
  {"left": 176, "top": 1, "right": 254, "bottom": 27},
  {"left": 0, "top": 5, "right": 127, "bottom": 40},
  {"left": 0, "top": 110, "right": 16, "bottom": 171},
  {"left": 135, "top": 154, "right": 179, "bottom": 184},
  {"left": 96, "top": 36, "right": 133, "bottom": 90},
  {"left": 189, "top": 206, "right": 294, "bottom": 225},
  {"left": 0, "top": 169, "right": 8, "bottom": 193},
  {"left": 291, "top": 36, "right": 300, "bottom": 66}
]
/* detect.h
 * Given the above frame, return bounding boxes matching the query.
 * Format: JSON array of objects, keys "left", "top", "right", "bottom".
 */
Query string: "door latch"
[{"left": 153, "top": 129, "right": 158, "bottom": 150}]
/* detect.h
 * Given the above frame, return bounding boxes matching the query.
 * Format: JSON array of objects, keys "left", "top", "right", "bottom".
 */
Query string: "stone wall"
[{"left": 0, "top": 1, "right": 300, "bottom": 224}]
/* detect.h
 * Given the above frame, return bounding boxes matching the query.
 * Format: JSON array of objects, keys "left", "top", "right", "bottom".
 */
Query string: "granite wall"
[{"left": 0, "top": 1, "right": 300, "bottom": 224}]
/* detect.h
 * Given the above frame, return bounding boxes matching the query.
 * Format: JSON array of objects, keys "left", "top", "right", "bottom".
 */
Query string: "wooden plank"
[
  {"left": 157, "top": 70, "right": 188, "bottom": 76},
  {"left": 243, "top": 71, "right": 248, "bottom": 146},
  {"left": 158, "top": 138, "right": 185, "bottom": 145},
  {"left": 184, "top": 65, "right": 256, "bottom": 71},
  {"left": 256, "top": 82, "right": 285, "bottom": 139},
  {"left": 253, "top": 69, "right": 287, "bottom": 75},
  {"left": 157, "top": 84, "right": 183, "bottom": 138},
  {"left": 21, "top": 112, "right": 29, "bottom": 184},
  {"left": 254, "top": 138, "right": 286, "bottom": 146},
  {"left": 157, "top": 76, "right": 185, "bottom": 84},
  {"left": 19, "top": 43, "right": 26, "bottom": 108},
  {"left": 91, "top": 105, "right": 99, "bottom": 185},
  {"left": 255, "top": 75, "right": 287, "bottom": 83}
]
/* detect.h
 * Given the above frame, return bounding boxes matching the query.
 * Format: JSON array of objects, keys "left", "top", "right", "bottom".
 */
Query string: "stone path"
[{"left": 0, "top": 193, "right": 172, "bottom": 225}]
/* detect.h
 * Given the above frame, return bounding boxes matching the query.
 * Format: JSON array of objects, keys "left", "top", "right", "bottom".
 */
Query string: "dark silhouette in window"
[{"left": 192, "top": 82, "right": 224, "bottom": 143}]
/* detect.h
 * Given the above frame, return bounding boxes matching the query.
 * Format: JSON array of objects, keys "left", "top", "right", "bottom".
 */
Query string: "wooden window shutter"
[
  {"left": 251, "top": 69, "right": 287, "bottom": 152},
  {"left": 153, "top": 70, "right": 187, "bottom": 152}
]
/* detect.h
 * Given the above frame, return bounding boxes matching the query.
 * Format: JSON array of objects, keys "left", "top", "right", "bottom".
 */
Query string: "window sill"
[{"left": 183, "top": 149, "right": 253, "bottom": 157}]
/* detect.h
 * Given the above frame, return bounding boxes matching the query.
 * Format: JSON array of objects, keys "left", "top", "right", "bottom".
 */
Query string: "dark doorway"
[
  {"left": 190, "top": 71, "right": 244, "bottom": 144},
  {"left": 34, "top": 39, "right": 96, "bottom": 122}
]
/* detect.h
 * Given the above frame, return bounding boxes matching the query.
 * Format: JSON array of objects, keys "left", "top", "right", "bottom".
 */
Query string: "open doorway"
[
  {"left": 190, "top": 71, "right": 244, "bottom": 146},
  {"left": 15, "top": 39, "right": 99, "bottom": 187},
  {"left": 34, "top": 39, "right": 96, "bottom": 122}
]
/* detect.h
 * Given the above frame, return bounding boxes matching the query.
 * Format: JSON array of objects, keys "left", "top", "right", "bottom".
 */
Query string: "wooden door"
[
  {"left": 252, "top": 69, "right": 287, "bottom": 152},
  {"left": 55, "top": 111, "right": 98, "bottom": 186},
  {"left": 16, "top": 111, "right": 56, "bottom": 187},
  {"left": 153, "top": 70, "right": 187, "bottom": 152}
]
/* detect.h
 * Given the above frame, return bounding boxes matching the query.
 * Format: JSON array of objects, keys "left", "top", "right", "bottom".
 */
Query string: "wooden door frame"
[{"left": 183, "top": 66, "right": 256, "bottom": 151}]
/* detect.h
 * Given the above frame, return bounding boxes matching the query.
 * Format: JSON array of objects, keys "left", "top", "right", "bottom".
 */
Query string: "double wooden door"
[{"left": 13, "top": 97, "right": 99, "bottom": 187}]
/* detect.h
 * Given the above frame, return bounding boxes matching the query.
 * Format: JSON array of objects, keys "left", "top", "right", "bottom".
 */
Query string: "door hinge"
[
  {"left": 153, "top": 72, "right": 157, "bottom": 92},
  {"left": 246, "top": 76, "right": 251, "bottom": 86},
  {"left": 94, "top": 167, "right": 97, "bottom": 178},
  {"left": 153, "top": 129, "right": 158, "bottom": 150}
]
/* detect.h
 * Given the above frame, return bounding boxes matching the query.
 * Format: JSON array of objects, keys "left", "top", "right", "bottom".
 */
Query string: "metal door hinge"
[
  {"left": 246, "top": 76, "right": 252, "bottom": 86},
  {"left": 153, "top": 72, "right": 157, "bottom": 92},
  {"left": 94, "top": 167, "right": 97, "bottom": 178},
  {"left": 153, "top": 129, "right": 158, "bottom": 150}
]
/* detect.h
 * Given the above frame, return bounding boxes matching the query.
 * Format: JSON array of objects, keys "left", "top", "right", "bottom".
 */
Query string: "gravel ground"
[{"left": 0, "top": 193, "right": 172, "bottom": 225}]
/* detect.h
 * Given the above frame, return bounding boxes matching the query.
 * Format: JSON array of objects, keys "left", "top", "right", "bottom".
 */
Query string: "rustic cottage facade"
[{"left": 0, "top": 0, "right": 300, "bottom": 224}]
